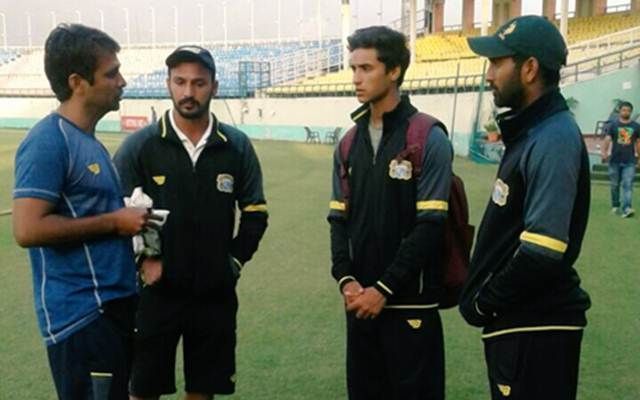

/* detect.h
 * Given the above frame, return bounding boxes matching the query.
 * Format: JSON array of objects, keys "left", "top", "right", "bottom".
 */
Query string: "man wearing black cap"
[
  {"left": 459, "top": 15, "right": 591, "bottom": 400},
  {"left": 113, "top": 45, "right": 268, "bottom": 400}
]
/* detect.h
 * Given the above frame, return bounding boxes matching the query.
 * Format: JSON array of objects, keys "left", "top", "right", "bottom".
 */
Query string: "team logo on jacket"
[
  {"left": 492, "top": 178, "right": 509, "bottom": 206},
  {"left": 153, "top": 175, "right": 166, "bottom": 185},
  {"left": 389, "top": 159, "right": 412, "bottom": 180},
  {"left": 217, "top": 174, "right": 234, "bottom": 193},
  {"left": 497, "top": 384, "right": 511, "bottom": 396},
  {"left": 87, "top": 163, "right": 101, "bottom": 175}
]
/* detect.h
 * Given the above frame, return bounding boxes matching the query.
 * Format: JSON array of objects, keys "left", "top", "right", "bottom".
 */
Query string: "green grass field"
[{"left": 0, "top": 129, "right": 638, "bottom": 399}]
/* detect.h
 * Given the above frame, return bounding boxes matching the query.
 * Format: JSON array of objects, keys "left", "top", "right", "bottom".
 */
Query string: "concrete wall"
[{"left": 0, "top": 92, "right": 487, "bottom": 157}]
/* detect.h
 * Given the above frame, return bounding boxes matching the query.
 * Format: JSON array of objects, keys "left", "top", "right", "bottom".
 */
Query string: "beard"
[
  {"left": 171, "top": 95, "right": 212, "bottom": 120},
  {"left": 492, "top": 73, "right": 525, "bottom": 110},
  {"left": 110, "top": 98, "right": 121, "bottom": 111}
]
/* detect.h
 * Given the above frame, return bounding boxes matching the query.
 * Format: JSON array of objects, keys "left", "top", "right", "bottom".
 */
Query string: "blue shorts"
[{"left": 46, "top": 296, "right": 136, "bottom": 400}]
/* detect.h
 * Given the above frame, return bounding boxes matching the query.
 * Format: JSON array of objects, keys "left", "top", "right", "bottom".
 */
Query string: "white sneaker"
[
  {"left": 621, "top": 208, "right": 635, "bottom": 218},
  {"left": 611, "top": 207, "right": 619, "bottom": 214}
]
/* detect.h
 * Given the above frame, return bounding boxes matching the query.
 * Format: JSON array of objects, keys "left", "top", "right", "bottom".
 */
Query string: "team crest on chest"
[
  {"left": 87, "top": 163, "right": 101, "bottom": 175},
  {"left": 217, "top": 173, "right": 234, "bottom": 193},
  {"left": 492, "top": 178, "right": 509, "bottom": 206},
  {"left": 153, "top": 175, "right": 166, "bottom": 185},
  {"left": 389, "top": 159, "right": 412, "bottom": 180}
]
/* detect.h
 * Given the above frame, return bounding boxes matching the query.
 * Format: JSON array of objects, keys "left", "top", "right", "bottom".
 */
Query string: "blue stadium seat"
[{"left": 123, "top": 40, "right": 341, "bottom": 99}]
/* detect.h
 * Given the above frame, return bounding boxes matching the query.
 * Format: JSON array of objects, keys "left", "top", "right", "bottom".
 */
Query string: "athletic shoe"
[
  {"left": 621, "top": 208, "right": 635, "bottom": 218},
  {"left": 611, "top": 207, "right": 619, "bottom": 214}
]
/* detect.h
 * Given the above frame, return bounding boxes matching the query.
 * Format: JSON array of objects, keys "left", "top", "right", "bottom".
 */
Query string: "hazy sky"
[{"left": 0, "top": 0, "right": 631, "bottom": 47}]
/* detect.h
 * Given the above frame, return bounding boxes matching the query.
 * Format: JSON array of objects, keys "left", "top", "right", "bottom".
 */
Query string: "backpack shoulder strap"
[
  {"left": 338, "top": 125, "right": 358, "bottom": 211},
  {"left": 405, "top": 112, "right": 448, "bottom": 177},
  {"left": 339, "top": 125, "right": 358, "bottom": 166}
]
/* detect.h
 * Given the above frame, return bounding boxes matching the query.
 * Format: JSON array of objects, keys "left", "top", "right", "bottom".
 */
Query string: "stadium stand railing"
[
  {"left": 263, "top": 11, "right": 640, "bottom": 98},
  {"left": 268, "top": 40, "right": 342, "bottom": 86},
  {"left": 561, "top": 42, "right": 640, "bottom": 84},
  {"left": 567, "top": 25, "right": 640, "bottom": 61}
]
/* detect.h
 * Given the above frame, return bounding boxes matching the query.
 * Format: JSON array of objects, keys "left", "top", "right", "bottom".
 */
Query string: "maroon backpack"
[{"left": 338, "top": 112, "right": 474, "bottom": 309}]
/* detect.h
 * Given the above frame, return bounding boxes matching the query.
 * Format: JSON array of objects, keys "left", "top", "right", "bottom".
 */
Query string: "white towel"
[{"left": 125, "top": 187, "right": 164, "bottom": 257}]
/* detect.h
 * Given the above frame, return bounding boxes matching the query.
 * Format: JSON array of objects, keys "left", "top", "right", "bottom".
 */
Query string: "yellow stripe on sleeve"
[
  {"left": 242, "top": 204, "right": 268, "bottom": 212},
  {"left": 520, "top": 231, "right": 568, "bottom": 253},
  {"left": 416, "top": 200, "right": 448, "bottom": 211},
  {"left": 330, "top": 201, "right": 346, "bottom": 211},
  {"left": 90, "top": 372, "right": 113, "bottom": 378}
]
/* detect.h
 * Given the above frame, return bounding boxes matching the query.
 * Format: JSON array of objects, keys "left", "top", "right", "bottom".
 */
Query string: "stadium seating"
[
  {"left": 0, "top": 12, "right": 637, "bottom": 98},
  {"left": 565, "top": 12, "right": 640, "bottom": 44},
  {"left": 123, "top": 40, "right": 340, "bottom": 98},
  {"left": 265, "top": 11, "right": 640, "bottom": 96},
  {"left": 414, "top": 12, "right": 640, "bottom": 63},
  {"left": 0, "top": 49, "right": 20, "bottom": 65},
  {"left": 0, "top": 40, "right": 340, "bottom": 98},
  {"left": 416, "top": 32, "right": 476, "bottom": 62}
]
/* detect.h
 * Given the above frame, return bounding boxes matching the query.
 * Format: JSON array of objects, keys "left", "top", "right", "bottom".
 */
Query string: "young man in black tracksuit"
[
  {"left": 113, "top": 46, "right": 267, "bottom": 400},
  {"left": 328, "top": 26, "right": 452, "bottom": 400},
  {"left": 459, "top": 16, "right": 591, "bottom": 400}
]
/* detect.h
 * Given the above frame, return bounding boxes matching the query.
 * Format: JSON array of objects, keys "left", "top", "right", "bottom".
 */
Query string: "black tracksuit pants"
[
  {"left": 484, "top": 329, "right": 583, "bottom": 400},
  {"left": 346, "top": 308, "right": 444, "bottom": 400}
]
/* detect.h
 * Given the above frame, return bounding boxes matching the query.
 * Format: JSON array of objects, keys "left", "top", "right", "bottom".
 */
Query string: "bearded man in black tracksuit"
[
  {"left": 328, "top": 26, "right": 453, "bottom": 400},
  {"left": 459, "top": 16, "right": 591, "bottom": 400},
  {"left": 113, "top": 46, "right": 267, "bottom": 400}
]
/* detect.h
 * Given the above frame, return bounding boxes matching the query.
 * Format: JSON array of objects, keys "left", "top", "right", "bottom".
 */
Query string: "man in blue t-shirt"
[
  {"left": 601, "top": 101, "right": 640, "bottom": 218},
  {"left": 12, "top": 24, "right": 154, "bottom": 399}
]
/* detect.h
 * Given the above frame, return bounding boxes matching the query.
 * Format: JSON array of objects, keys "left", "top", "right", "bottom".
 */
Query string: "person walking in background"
[
  {"left": 601, "top": 101, "right": 640, "bottom": 218},
  {"left": 12, "top": 24, "right": 153, "bottom": 399}
]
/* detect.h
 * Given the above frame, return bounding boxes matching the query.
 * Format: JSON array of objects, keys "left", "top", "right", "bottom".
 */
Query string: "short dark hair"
[
  {"left": 619, "top": 101, "right": 633, "bottom": 111},
  {"left": 347, "top": 26, "right": 411, "bottom": 87},
  {"left": 44, "top": 24, "right": 120, "bottom": 102},
  {"left": 512, "top": 54, "right": 560, "bottom": 89}
]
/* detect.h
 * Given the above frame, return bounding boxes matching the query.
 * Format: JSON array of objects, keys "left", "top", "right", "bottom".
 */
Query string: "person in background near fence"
[
  {"left": 12, "top": 24, "right": 155, "bottom": 400},
  {"left": 328, "top": 26, "right": 452, "bottom": 400},
  {"left": 601, "top": 101, "right": 640, "bottom": 218},
  {"left": 459, "top": 15, "right": 592, "bottom": 400},
  {"left": 113, "top": 45, "right": 268, "bottom": 400}
]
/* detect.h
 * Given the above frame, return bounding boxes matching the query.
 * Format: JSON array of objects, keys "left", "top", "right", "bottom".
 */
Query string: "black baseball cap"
[
  {"left": 467, "top": 15, "right": 567, "bottom": 70},
  {"left": 166, "top": 45, "right": 216, "bottom": 74}
]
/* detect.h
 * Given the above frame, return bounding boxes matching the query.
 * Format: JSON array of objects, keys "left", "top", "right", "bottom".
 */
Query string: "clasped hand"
[{"left": 342, "top": 281, "right": 386, "bottom": 319}]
